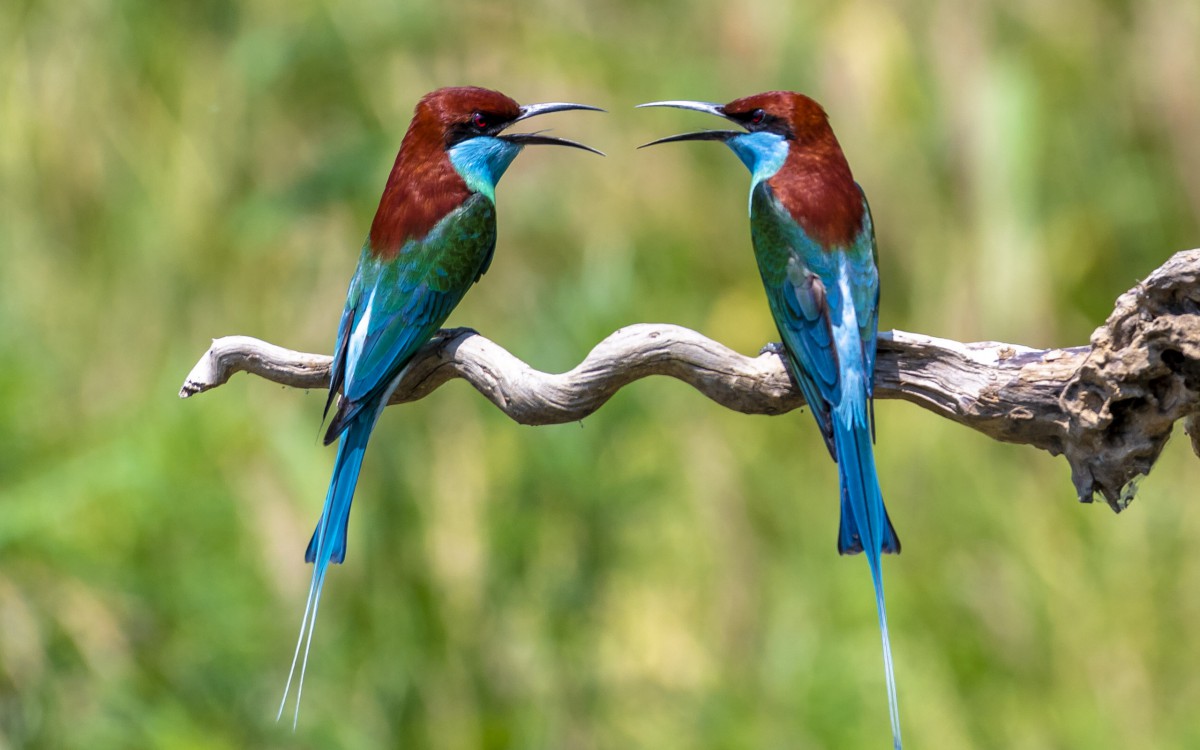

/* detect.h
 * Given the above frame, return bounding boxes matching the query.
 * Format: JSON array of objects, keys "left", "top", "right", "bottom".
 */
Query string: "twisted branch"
[{"left": 181, "top": 249, "right": 1200, "bottom": 511}]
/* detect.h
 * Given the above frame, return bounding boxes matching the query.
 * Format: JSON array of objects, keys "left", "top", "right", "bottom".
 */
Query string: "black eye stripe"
[{"left": 736, "top": 109, "right": 793, "bottom": 138}]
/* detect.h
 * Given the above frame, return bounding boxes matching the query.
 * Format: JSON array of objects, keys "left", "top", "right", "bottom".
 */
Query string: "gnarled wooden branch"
[{"left": 181, "top": 249, "right": 1200, "bottom": 512}]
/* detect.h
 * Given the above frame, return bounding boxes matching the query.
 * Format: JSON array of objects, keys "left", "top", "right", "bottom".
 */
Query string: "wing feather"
[
  {"left": 324, "top": 194, "right": 496, "bottom": 442},
  {"left": 750, "top": 183, "right": 879, "bottom": 453}
]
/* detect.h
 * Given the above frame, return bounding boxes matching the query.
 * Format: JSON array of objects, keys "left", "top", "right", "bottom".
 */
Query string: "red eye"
[
  {"left": 750, "top": 109, "right": 765, "bottom": 125},
  {"left": 472, "top": 112, "right": 488, "bottom": 129}
]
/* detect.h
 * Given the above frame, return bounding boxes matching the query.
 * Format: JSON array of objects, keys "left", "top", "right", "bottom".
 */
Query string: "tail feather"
[
  {"left": 278, "top": 413, "right": 374, "bottom": 727},
  {"left": 837, "top": 479, "right": 900, "bottom": 556},
  {"left": 833, "top": 415, "right": 902, "bottom": 750},
  {"left": 872, "top": 564, "right": 902, "bottom": 750}
]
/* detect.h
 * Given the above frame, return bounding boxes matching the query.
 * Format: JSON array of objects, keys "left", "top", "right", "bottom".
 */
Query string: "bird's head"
[
  {"left": 370, "top": 87, "right": 602, "bottom": 254},
  {"left": 637, "top": 91, "right": 839, "bottom": 186},
  {"left": 637, "top": 91, "right": 864, "bottom": 245},
  {"left": 408, "top": 86, "right": 602, "bottom": 198}
]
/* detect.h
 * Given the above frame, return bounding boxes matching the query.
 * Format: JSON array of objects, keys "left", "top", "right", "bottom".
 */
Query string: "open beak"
[
  {"left": 635, "top": 100, "right": 742, "bottom": 148},
  {"left": 500, "top": 102, "right": 605, "bottom": 155}
]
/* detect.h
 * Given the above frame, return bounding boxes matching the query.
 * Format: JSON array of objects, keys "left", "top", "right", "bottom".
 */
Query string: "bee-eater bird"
[
  {"left": 639, "top": 92, "right": 902, "bottom": 748},
  {"left": 278, "top": 86, "right": 602, "bottom": 725}
]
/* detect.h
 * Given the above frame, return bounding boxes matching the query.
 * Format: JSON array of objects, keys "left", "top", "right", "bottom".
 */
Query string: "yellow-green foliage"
[{"left": 3, "top": 0, "right": 1200, "bottom": 747}]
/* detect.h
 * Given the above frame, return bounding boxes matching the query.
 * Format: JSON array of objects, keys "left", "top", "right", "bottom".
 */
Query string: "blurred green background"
[{"left": 3, "top": 0, "right": 1200, "bottom": 747}]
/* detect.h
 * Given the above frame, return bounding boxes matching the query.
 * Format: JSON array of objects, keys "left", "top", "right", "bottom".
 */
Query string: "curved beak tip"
[
  {"left": 635, "top": 100, "right": 725, "bottom": 116},
  {"left": 501, "top": 132, "right": 604, "bottom": 156},
  {"left": 516, "top": 102, "right": 606, "bottom": 121},
  {"left": 638, "top": 130, "right": 738, "bottom": 149}
]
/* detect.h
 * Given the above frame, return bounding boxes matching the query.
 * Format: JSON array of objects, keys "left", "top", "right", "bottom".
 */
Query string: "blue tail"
[
  {"left": 277, "top": 410, "right": 376, "bottom": 727},
  {"left": 833, "top": 413, "right": 902, "bottom": 750}
]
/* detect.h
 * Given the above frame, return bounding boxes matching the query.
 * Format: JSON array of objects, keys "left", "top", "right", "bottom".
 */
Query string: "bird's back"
[{"left": 328, "top": 193, "right": 498, "bottom": 436}]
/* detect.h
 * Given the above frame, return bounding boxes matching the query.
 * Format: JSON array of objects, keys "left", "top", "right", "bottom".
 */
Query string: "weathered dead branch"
[{"left": 181, "top": 249, "right": 1200, "bottom": 510}]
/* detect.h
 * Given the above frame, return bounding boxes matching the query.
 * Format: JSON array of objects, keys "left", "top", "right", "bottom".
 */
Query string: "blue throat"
[
  {"left": 448, "top": 137, "right": 522, "bottom": 200},
  {"left": 726, "top": 132, "right": 789, "bottom": 212}
]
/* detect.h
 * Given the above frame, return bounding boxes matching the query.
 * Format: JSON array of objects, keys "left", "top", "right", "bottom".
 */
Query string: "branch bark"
[{"left": 181, "top": 249, "right": 1200, "bottom": 512}]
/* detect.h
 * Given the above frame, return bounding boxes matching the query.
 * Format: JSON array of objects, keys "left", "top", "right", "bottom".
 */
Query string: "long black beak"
[
  {"left": 635, "top": 100, "right": 742, "bottom": 148},
  {"left": 500, "top": 102, "right": 605, "bottom": 155},
  {"left": 514, "top": 101, "right": 605, "bottom": 122}
]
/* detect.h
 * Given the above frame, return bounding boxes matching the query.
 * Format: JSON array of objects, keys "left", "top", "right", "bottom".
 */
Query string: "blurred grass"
[{"left": 3, "top": 0, "right": 1200, "bottom": 747}]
